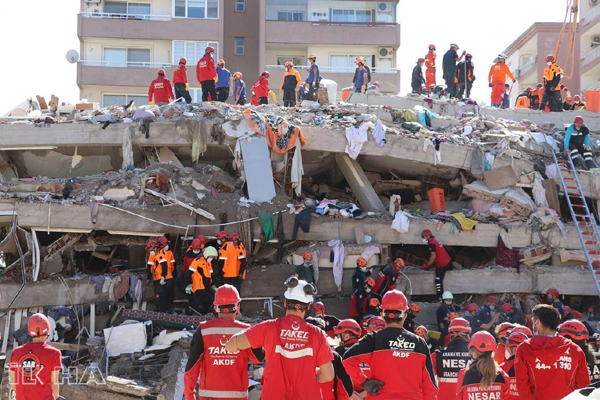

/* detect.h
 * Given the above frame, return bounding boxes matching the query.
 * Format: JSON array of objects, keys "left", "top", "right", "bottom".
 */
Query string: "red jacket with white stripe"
[
  {"left": 183, "top": 318, "right": 264, "bottom": 400},
  {"left": 501, "top": 355, "right": 520, "bottom": 400},
  {"left": 432, "top": 338, "right": 472, "bottom": 400},
  {"left": 456, "top": 361, "right": 509, "bottom": 400},
  {"left": 342, "top": 327, "right": 438, "bottom": 400}
]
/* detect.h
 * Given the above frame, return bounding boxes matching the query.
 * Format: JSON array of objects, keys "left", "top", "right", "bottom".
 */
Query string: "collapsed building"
[{"left": 0, "top": 93, "right": 599, "bottom": 398}]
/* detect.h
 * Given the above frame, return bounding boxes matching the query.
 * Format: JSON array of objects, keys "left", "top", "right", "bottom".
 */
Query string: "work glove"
[
  {"left": 462, "top": 51, "right": 466, "bottom": 56},
  {"left": 185, "top": 284, "right": 193, "bottom": 295},
  {"left": 149, "top": 101, "right": 154, "bottom": 105},
  {"left": 160, "top": 277, "right": 166, "bottom": 286},
  {"left": 362, "top": 379, "right": 385, "bottom": 395},
  {"left": 185, "top": 83, "right": 190, "bottom": 91},
  {"left": 198, "top": 82, "right": 202, "bottom": 87},
  {"left": 422, "top": 263, "right": 430, "bottom": 270}
]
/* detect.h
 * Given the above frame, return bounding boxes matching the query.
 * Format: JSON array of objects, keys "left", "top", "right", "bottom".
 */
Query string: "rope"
[{"left": 554, "top": 0, "right": 579, "bottom": 80}]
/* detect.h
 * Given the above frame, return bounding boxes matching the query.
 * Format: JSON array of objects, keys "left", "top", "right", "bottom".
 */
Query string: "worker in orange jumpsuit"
[
  {"left": 425, "top": 44, "right": 437, "bottom": 90},
  {"left": 540, "top": 55, "right": 563, "bottom": 112},
  {"left": 217, "top": 233, "right": 246, "bottom": 293},
  {"left": 488, "top": 54, "right": 515, "bottom": 107},
  {"left": 150, "top": 237, "right": 177, "bottom": 313},
  {"left": 231, "top": 233, "right": 247, "bottom": 293},
  {"left": 186, "top": 246, "right": 217, "bottom": 314}
]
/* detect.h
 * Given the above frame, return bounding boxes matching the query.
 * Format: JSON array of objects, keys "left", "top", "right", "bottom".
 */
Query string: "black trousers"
[
  {"left": 283, "top": 89, "right": 296, "bottom": 107},
  {"left": 236, "top": 98, "right": 246, "bottom": 105},
  {"left": 540, "top": 89, "right": 563, "bottom": 112},
  {"left": 445, "top": 76, "right": 457, "bottom": 98},
  {"left": 201, "top": 80, "right": 217, "bottom": 102},
  {"left": 258, "top": 96, "right": 268, "bottom": 105},
  {"left": 434, "top": 262, "right": 452, "bottom": 298},
  {"left": 154, "top": 280, "right": 174, "bottom": 313},
  {"left": 174, "top": 83, "right": 192, "bottom": 104},
  {"left": 216, "top": 87, "right": 230, "bottom": 102},
  {"left": 191, "top": 289, "right": 214, "bottom": 314},
  {"left": 457, "top": 81, "right": 473, "bottom": 99}
]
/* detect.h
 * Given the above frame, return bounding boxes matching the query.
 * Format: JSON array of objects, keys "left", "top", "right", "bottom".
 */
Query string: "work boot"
[{"left": 572, "top": 154, "right": 584, "bottom": 170}]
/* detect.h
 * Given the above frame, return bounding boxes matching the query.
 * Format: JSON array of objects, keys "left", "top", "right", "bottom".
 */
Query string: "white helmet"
[
  {"left": 284, "top": 277, "right": 315, "bottom": 304},
  {"left": 498, "top": 53, "right": 508, "bottom": 60},
  {"left": 442, "top": 291, "right": 454, "bottom": 300},
  {"left": 450, "top": 43, "right": 459, "bottom": 49}
]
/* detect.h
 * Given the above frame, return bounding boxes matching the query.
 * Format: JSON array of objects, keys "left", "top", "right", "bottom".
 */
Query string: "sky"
[{"left": 0, "top": 0, "right": 570, "bottom": 114}]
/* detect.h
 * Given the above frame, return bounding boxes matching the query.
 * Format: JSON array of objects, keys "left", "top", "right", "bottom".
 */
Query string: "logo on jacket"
[
  {"left": 220, "top": 336, "right": 228, "bottom": 346},
  {"left": 291, "top": 322, "right": 300, "bottom": 331},
  {"left": 388, "top": 336, "right": 416, "bottom": 351},
  {"left": 18, "top": 352, "right": 43, "bottom": 383}
]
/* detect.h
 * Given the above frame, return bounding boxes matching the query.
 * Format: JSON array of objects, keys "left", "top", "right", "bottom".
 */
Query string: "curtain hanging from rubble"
[{"left": 328, "top": 239, "right": 345, "bottom": 291}]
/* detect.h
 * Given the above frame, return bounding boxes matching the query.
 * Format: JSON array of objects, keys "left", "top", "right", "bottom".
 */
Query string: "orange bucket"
[
  {"left": 586, "top": 91, "right": 600, "bottom": 112},
  {"left": 342, "top": 89, "right": 352, "bottom": 102},
  {"left": 427, "top": 188, "right": 446, "bottom": 213}
]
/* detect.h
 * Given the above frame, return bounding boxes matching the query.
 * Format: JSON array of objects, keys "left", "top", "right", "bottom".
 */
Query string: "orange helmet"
[
  {"left": 381, "top": 290, "right": 408, "bottom": 312},
  {"left": 487, "top": 296, "right": 499, "bottom": 304},
  {"left": 369, "top": 298, "right": 381, "bottom": 308},
  {"left": 496, "top": 322, "right": 514, "bottom": 337},
  {"left": 284, "top": 61, "right": 293, "bottom": 68},
  {"left": 558, "top": 320, "right": 590, "bottom": 341},
  {"left": 507, "top": 331, "right": 528, "bottom": 348},
  {"left": 229, "top": 233, "right": 240, "bottom": 241},
  {"left": 146, "top": 240, "right": 157, "bottom": 250},
  {"left": 449, "top": 312, "right": 459, "bottom": 321},
  {"left": 449, "top": 318, "right": 472, "bottom": 334},
  {"left": 334, "top": 319, "right": 362, "bottom": 336},
  {"left": 357, "top": 257, "right": 368, "bottom": 267},
  {"left": 469, "top": 331, "right": 496, "bottom": 352},
  {"left": 157, "top": 237, "right": 168, "bottom": 247},
  {"left": 574, "top": 95, "right": 581, "bottom": 102},
  {"left": 303, "top": 252, "right": 313, "bottom": 260},
  {"left": 572, "top": 310, "right": 583, "bottom": 320},
  {"left": 206, "top": 46, "right": 215, "bottom": 53},
  {"left": 392, "top": 258, "right": 405, "bottom": 270},
  {"left": 233, "top": 72, "right": 243, "bottom": 79},
  {"left": 28, "top": 313, "right": 51, "bottom": 338},
  {"left": 409, "top": 303, "right": 421, "bottom": 313},
  {"left": 365, "top": 277, "right": 376, "bottom": 288},
  {"left": 179, "top": 57, "right": 187, "bottom": 65},
  {"left": 501, "top": 303, "right": 514, "bottom": 313},
  {"left": 366, "top": 316, "right": 386, "bottom": 332}
]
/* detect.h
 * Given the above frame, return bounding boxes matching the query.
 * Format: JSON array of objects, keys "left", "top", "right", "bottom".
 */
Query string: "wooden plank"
[
  {"left": 36, "top": 96, "right": 48, "bottom": 110},
  {"left": 1, "top": 310, "right": 12, "bottom": 354}
]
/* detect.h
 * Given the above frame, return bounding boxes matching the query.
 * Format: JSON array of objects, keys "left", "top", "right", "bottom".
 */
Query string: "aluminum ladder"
[{"left": 552, "top": 150, "right": 600, "bottom": 298}]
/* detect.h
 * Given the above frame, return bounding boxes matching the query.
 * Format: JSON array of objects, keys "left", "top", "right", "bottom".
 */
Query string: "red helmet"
[
  {"left": 507, "top": 331, "right": 529, "bottom": 348},
  {"left": 369, "top": 298, "right": 381, "bottom": 308},
  {"left": 572, "top": 310, "right": 583, "bottom": 320},
  {"left": 146, "top": 240, "right": 157, "bottom": 250},
  {"left": 365, "top": 277, "right": 376, "bottom": 288},
  {"left": 449, "top": 318, "right": 472, "bottom": 333},
  {"left": 511, "top": 325, "right": 533, "bottom": 338},
  {"left": 196, "top": 234, "right": 207, "bottom": 245},
  {"left": 262, "top": 71, "right": 270, "bottom": 78},
  {"left": 466, "top": 303, "right": 479, "bottom": 312},
  {"left": 418, "top": 58, "right": 425, "bottom": 63},
  {"left": 564, "top": 306, "right": 572, "bottom": 317},
  {"left": 465, "top": 53, "right": 472, "bottom": 58},
  {"left": 357, "top": 257, "right": 368, "bottom": 267},
  {"left": 547, "top": 288, "right": 559, "bottom": 297},
  {"left": 497, "top": 322, "right": 514, "bottom": 337},
  {"left": 416, "top": 326, "right": 428, "bottom": 338},
  {"left": 392, "top": 258, "right": 405, "bottom": 270},
  {"left": 526, "top": 87, "right": 533, "bottom": 92},
  {"left": 179, "top": 57, "right": 187, "bottom": 65},
  {"left": 380, "top": 290, "right": 408, "bottom": 312},
  {"left": 574, "top": 95, "right": 581, "bottom": 102},
  {"left": 217, "top": 231, "right": 229, "bottom": 240},
  {"left": 469, "top": 331, "right": 496, "bottom": 352},
  {"left": 558, "top": 320, "right": 589, "bottom": 341},
  {"left": 574, "top": 116, "right": 584, "bottom": 124},
  {"left": 157, "top": 237, "right": 168, "bottom": 246},
  {"left": 230, "top": 233, "right": 240, "bottom": 241},
  {"left": 334, "top": 319, "right": 362, "bottom": 336},
  {"left": 546, "top": 55, "right": 555, "bottom": 62},
  {"left": 191, "top": 238, "right": 202, "bottom": 250},
  {"left": 206, "top": 46, "right": 215, "bottom": 53},
  {"left": 366, "top": 316, "right": 386, "bottom": 332},
  {"left": 409, "top": 303, "right": 421, "bottom": 313},
  {"left": 158, "top": 69, "right": 166, "bottom": 75},
  {"left": 487, "top": 296, "right": 499, "bottom": 304},
  {"left": 28, "top": 313, "right": 51, "bottom": 338},
  {"left": 501, "top": 303, "right": 514, "bottom": 313},
  {"left": 313, "top": 302, "right": 325, "bottom": 314},
  {"left": 429, "top": 44, "right": 436, "bottom": 50},
  {"left": 214, "top": 284, "right": 241, "bottom": 306},
  {"left": 303, "top": 252, "right": 313, "bottom": 260},
  {"left": 537, "top": 83, "right": 543, "bottom": 88},
  {"left": 421, "top": 229, "right": 432, "bottom": 238}
]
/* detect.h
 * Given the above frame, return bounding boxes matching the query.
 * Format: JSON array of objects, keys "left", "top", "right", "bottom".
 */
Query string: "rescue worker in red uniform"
[
  {"left": 186, "top": 246, "right": 217, "bottom": 315},
  {"left": 421, "top": 229, "right": 452, "bottom": 299},
  {"left": 432, "top": 317, "right": 473, "bottom": 400},
  {"left": 495, "top": 322, "right": 515, "bottom": 365},
  {"left": 313, "top": 302, "right": 341, "bottom": 339},
  {"left": 515, "top": 304, "right": 590, "bottom": 400},
  {"left": 488, "top": 53, "right": 515, "bottom": 108},
  {"left": 501, "top": 331, "right": 529, "bottom": 400},
  {"left": 335, "top": 318, "right": 374, "bottom": 395},
  {"left": 196, "top": 46, "right": 217, "bottom": 102},
  {"left": 456, "top": 331, "right": 509, "bottom": 400},
  {"left": 217, "top": 233, "right": 246, "bottom": 292},
  {"left": 184, "top": 285, "right": 265, "bottom": 400},
  {"left": 253, "top": 71, "right": 270, "bottom": 105},
  {"left": 365, "top": 317, "right": 386, "bottom": 334},
  {"left": 350, "top": 277, "right": 379, "bottom": 322},
  {"left": 372, "top": 258, "right": 405, "bottom": 297},
  {"left": 173, "top": 57, "right": 192, "bottom": 104},
  {"left": 148, "top": 69, "right": 174, "bottom": 106},
  {"left": 225, "top": 277, "right": 334, "bottom": 399},
  {"left": 343, "top": 290, "right": 438, "bottom": 400},
  {"left": 558, "top": 320, "right": 600, "bottom": 384},
  {"left": 10, "top": 313, "right": 61, "bottom": 400},
  {"left": 424, "top": 44, "right": 437, "bottom": 89}
]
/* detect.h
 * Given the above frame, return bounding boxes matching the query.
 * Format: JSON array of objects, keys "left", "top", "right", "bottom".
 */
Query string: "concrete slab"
[{"left": 335, "top": 154, "right": 386, "bottom": 212}]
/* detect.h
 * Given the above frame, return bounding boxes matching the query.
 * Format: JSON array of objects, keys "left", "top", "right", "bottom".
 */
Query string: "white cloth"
[
  {"left": 422, "top": 139, "right": 441, "bottom": 165},
  {"left": 345, "top": 125, "right": 369, "bottom": 159},
  {"left": 133, "top": 279, "right": 143, "bottom": 309},
  {"left": 312, "top": 250, "right": 320, "bottom": 284},
  {"left": 327, "top": 240, "right": 345, "bottom": 291},
  {"left": 391, "top": 210, "right": 410, "bottom": 233},
  {"left": 291, "top": 144, "right": 304, "bottom": 197},
  {"left": 371, "top": 119, "right": 387, "bottom": 147},
  {"left": 389, "top": 194, "right": 402, "bottom": 216},
  {"left": 532, "top": 173, "right": 549, "bottom": 207},
  {"left": 461, "top": 126, "right": 473, "bottom": 137},
  {"left": 360, "top": 244, "right": 381, "bottom": 262}
]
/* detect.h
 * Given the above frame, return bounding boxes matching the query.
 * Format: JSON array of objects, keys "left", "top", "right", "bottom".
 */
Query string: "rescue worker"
[
  {"left": 565, "top": 116, "right": 596, "bottom": 170},
  {"left": 180, "top": 237, "right": 204, "bottom": 309},
  {"left": 355, "top": 60, "right": 369, "bottom": 93},
  {"left": 465, "top": 303, "right": 487, "bottom": 334},
  {"left": 313, "top": 302, "right": 341, "bottom": 339},
  {"left": 173, "top": 58, "right": 192, "bottom": 104},
  {"left": 456, "top": 331, "right": 509, "bottom": 400},
  {"left": 558, "top": 320, "right": 600, "bottom": 384},
  {"left": 424, "top": 44, "right": 437, "bottom": 89},
  {"left": 225, "top": 277, "right": 335, "bottom": 399},
  {"left": 530, "top": 84, "right": 544, "bottom": 110},
  {"left": 217, "top": 233, "right": 246, "bottom": 293},
  {"left": 564, "top": 95, "right": 573, "bottom": 111},
  {"left": 421, "top": 229, "right": 452, "bottom": 299},
  {"left": 253, "top": 71, "right": 270, "bottom": 105},
  {"left": 572, "top": 94, "right": 586, "bottom": 110},
  {"left": 182, "top": 236, "right": 207, "bottom": 273},
  {"left": 352, "top": 257, "right": 372, "bottom": 292},
  {"left": 186, "top": 246, "right": 217, "bottom": 315},
  {"left": 516, "top": 87, "right": 533, "bottom": 109},
  {"left": 502, "top": 83, "right": 511, "bottom": 109},
  {"left": 210, "top": 230, "right": 229, "bottom": 253},
  {"left": 365, "top": 297, "right": 381, "bottom": 319},
  {"left": 305, "top": 54, "right": 320, "bottom": 101},
  {"left": 479, "top": 295, "right": 501, "bottom": 333},
  {"left": 501, "top": 331, "right": 529, "bottom": 400},
  {"left": 184, "top": 285, "right": 265, "bottom": 400},
  {"left": 280, "top": 61, "right": 301, "bottom": 107},
  {"left": 196, "top": 46, "right": 217, "bottom": 102},
  {"left": 540, "top": 55, "right": 563, "bottom": 112},
  {"left": 372, "top": 258, "right": 405, "bottom": 297},
  {"left": 294, "top": 252, "right": 315, "bottom": 284},
  {"left": 151, "top": 237, "right": 176, "bottom": 313},
  {"left": 9, "top": 313, "right": 61, "bottom": 400},
  {"left": 350, "top": 277, "right": 377, "bottom": 322},
  {"left": 353, "top": 57, "right": 371, "bottom": 88},
  {"left": 233, "top": 72, "right": 247, "bottom": 105},
  {"left": 416, "top": 326, "right": 441, "bottom": 352},
  {"left": 437, "top": 291, "right": 461, "bottom": 343},
  {"left": 568, "top": 310, "right": 595, "bottom": 337},
  {"left": 148, "top": 69, "right": 174, "bottom": 106},
  {"left": 547, "top": 288, "right": 566, "bottom": 321},
  {"left": 494, "top": 322, "right": 515, "bottom": 365},
  {"left": 146, "top": 239, "right": 158, "bottom": 278},
  {"left": 432, "top": 317, "right": 473, "bottom": 400},
  {"left": 343, "top": 290, "right": 438, "bottom": 399},
  {"left": 442, "top": 43, "right": 466, "bottom": 98},
  {"left": 456, "top": 53, "right": 475, "bottom": 99},
  {"left": 366, "top": 317, "right": 386, "bottom": 334},
  {"left": 500, "top": 303, "right": 527, "bottom": 326},
  {"left": 488, "top": 54, "right": 516, "bottom": 108},
  {"left": 412, "top": 58, "right": 426, "bottom": 94},
  {"left": 511, "top": 325, "right": 533, "bottom": 338},
  {"left": 215, "top": 59, "right": 232, "bottom": 102},
  {"left": 515, "top": 304, "right": 590, "bottom": 399},
  {"left": 404, "top": 303, "right": 421, "bottom": 333},
  {"left": 334, "top": 319, "right": 365, "bottom": 395}
]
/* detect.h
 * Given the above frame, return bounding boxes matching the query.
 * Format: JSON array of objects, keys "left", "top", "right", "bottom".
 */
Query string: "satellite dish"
[{"left": 66, "top": 50, "right": 80, "bottom": 64}]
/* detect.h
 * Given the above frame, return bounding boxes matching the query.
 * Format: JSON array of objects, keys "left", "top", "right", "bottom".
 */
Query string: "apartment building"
[
  {"left": 77, "top": 0, "right": 401, "bottom": 107},
  {"left": 580, "top": 0, "right": 600, "bottom": 93},
  {"left": 503, "top": 22, "right": 581, "bottom": 105}
]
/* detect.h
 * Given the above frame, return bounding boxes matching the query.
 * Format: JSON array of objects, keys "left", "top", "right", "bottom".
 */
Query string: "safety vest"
[
  {"left": 152, "top": 249, "right": 174, "bottom": 281},
  {"left": 429, "top": 238, "right": 452, "bottom": 267},
  {"left": 516, "top": 95, "right": 530, "bottom": 109},
  {"left": 435, "top": 340, "right": 472, "bottom": 389},
  {"left": 219, "top": 242, "right": 245, "bottom": 278},
  {"left": 425, "top": 50, "right": 436, "bottom": 68},
  {"left": 234, "top": 243, "right": 247, "bottom": 279},
  {"left": 189, "top": 257, "right": 213, "bottom": 292},
  {"left": 543, "top": 63, "right": 562, "bottom": 90}
]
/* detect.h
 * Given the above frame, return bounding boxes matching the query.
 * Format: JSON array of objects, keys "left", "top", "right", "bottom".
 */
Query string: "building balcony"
[
  {"left": 516, "top": 57, "right": 537, "bottom": 81},
  {"left": 582, "top": 46, "right": 600, "bottom": 74},
  {"left": 581, "top": 4, "right": 600, "bottom": 34},
  {"left": 77, "top": 12, "right": 220, "bottom": 41},
  {"left": 77, "top": 61, "right": 174, "bottom": 88},
  {"left": 265, "top": 20, "right": 400, "bottom": 47}
]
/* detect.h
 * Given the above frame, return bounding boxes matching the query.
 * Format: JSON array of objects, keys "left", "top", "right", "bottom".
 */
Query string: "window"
[
  {"left": 331, "top": 9, "right": 373, "bottom": 23},
  {"left": 235, "top": 38, "right": 245, "bottom": 56},
  {"left": 104, "top": 1, "right": 150, "bottom": 17},
  {"left": 103, "top": 94, "right": 148, "bottom": 108},
  {"left": 127, "top": 49, "right": 151, "bottom": 67},
  {"left": 174, "top": 0, "right": 218, "bottom": 19},
  {"left": 103, "top": 48, "right": 151, "bottom": 67},
  {"left": 330, "top": 54, "right": 373, "bottom": 72},
  {"left": 103, "top": 48, "right": 127, "bottom": 67},
  {"left": 235, "top": 0, "right": 245, "bottom": 12},
  {"left": 104, "top": 2, "right": 127, "bottom": 14},
  {"left": 277, "top": 11, "right": 303, "bottom": 21},
  {"left": 172, "top": 41, "right": 218, "bottom": 64},
  {"left": 189, "top": 88, "right": 204, "bottom": 103},
  {"left": 277, "top": 56, "right": 305, "bottom": 66}
]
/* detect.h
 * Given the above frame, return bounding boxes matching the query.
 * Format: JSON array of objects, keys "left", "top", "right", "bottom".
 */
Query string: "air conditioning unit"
[
  {"left": 377, "top": 2, "right": 389, "bottom": 11},
  {"left": 591, "top": 0, "right": 599, "bottom": 6},
  {"left": 378, "top": 47, "right": 393, "bottom": 59},
  {"left": 84, "top": 0, "right": 101, "bottom": 4},
  {"left": 593, "top": 35, "right": 600, "bottom": 48}
]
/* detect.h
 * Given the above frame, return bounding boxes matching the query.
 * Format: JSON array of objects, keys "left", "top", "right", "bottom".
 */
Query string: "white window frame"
[
  {"left": 235, "top": 0, "right": 245, "bottom": 12},
  {"left": 329, "top": 54, "right": 374, "bottom": 72},
  {"left": 104, "top": 1, "right": 152, "bottom": 16},
  {"left": 330, "top": 8, "right": 373, "bottom": 23},
  {"left": 172, "top": 0, "right": 219, "bottom": 19},
  {"left": 172, "top": 41, "right": 219, "bottom": 65},
  {"left": 277, "top": 11, "right": 304, "bottom": 21},
  {"left": 102, "top": 93, "right": 149, "bottom": 108},
  {"left": 102, "top": 46, "right": 153, "bottom": 67},
  {"left": 235, "top": 38, "right": 245, "bottom": 56},
  {"left": 276, "top": 56, "right": 305, "bottom": 66}
]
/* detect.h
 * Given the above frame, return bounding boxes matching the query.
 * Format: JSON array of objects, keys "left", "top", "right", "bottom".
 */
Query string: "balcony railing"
[
  {"left": 266, "top": 65, "right": 398, "bottom": 74},
  {"left": 582, "top": 4, "right": 600, "bottom": 27},
  {"left": 310, "top": 21, "right": 398, "bottom": 28},
  {"left": 517, "top": 58, "right": 536, "bottom": 78},
  {"left": 583, "top": 46, "right": 600, "bottom": 67},
  {"left": 79, "top": 11, "right": 172, "bottom": 21},
  {"left": 80, "top": 60, "right": 172, "bottom": 68}
]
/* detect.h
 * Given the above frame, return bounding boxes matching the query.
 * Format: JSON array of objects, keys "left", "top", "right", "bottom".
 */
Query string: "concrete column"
[
  {"left": 258, "top": 0, "right": 266, "bottom": 72},
  {"left": 335, "top": 154, "right": 386, "bottom": 213}
]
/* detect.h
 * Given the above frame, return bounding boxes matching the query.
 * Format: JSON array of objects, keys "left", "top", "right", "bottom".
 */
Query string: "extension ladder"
[{"left": 552, "top": 151, "right": 600, "bottom": 297}]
